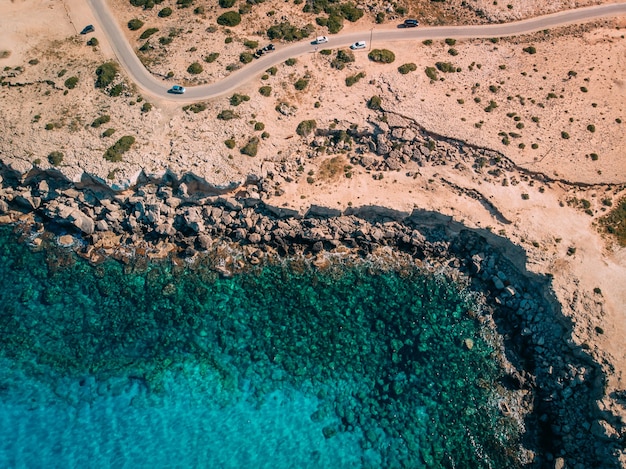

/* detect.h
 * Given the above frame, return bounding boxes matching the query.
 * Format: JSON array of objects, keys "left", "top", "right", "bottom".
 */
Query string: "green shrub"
[
  {"left": 128, "top": 18, "right": 144, "bottom": 30},
  {"left": 254, "top": 122, "right": 265, "bottom": 131},
  {"left": 266, "top": 66, "right": 277, "bottom": 75},
  {"left": 587, "top": 124, "right": 595, "bottom": 132},
  {"left": 225, "top": 138, "right": 236, "bottom": 149},
  {"left": 523, "top": 46, "right": 536, "bottom": 54},
  {"left": 261, "top": 131, "right": 269, "bottom": 139},
  {"left": 339, "top": 2, "right": 363, "bottom": 22},
  {"left": 64, "top": 76, "right": 79, "bottom": 89},
  {"left": 230, "top": 93, "right": 250, "bottom": 106},
  {"left": 259, "top": 85, "right": 272, "bottom": 96},
  {"left": 590, "top": 153, "right": 599, "bottom": 161},
  {"left": 285, "top": 58, "right": 297, "bottom": 66},
  {"left": 327, "top": 14, "right": 343, "bottom": 34},
  {"left": 48, "top": 151, "right": 64, "bottom": 166},
  {"left": 425, "top": 66, "right": 438, "bottom": 81},
  {"left": 435, "top": 62, "right": 456, "bottom": 73},
  {"left": 109, "top": 83, "right": 124, "bottom": 97},
  {"left": 217, "top": 109, "right": 239, "bottom": 120},
  {"left": 330, "top": 49, "right": 355, "bottom": 70},
  {"left": 600, "top": 196, "right": 626, "bottom": 246},
  {"left": 91, "top": 115, "right": 111, "bottom": 128},
  {"left": 141, "top": 102, "right": 153, "bottom": 112},
  {"left": 194, "top": 5, "right": 204, "bottom": 13},
  {"left": 240, "top": 52, "right": 254, "bottom": 64},
  {"left": 294, "top": 78, "right": 308, "bottom": 90},
  {"left": 267, "top": 21, "right": 312, "bottom": 41},
  {"left": 240, "top": 137, "right": 259, "bottom": 156},
  {"left": 319, "top": 49, "right": 332, "bottom": 56},
  {"left": 187, "top": 62, "right": 203, "bottom": 74},
  {"left": 376, "top": 12, "right": 385, "bottom": 23},
  {"left": 158, "top": 7, "right": 172, "bottom": 16},
  {"left": 398, "top": 63, "right": 417, "bottom": 74},
  {"left": 580, "top": 86, "right": 588, "bottom": 93},
  {"left": 204, "top": 52, "right": 220, "bottom": 63},
  {"left": 367, "top": 95, "right": 382, "bottom": 110},
  {"left": 95, "top": 62, "right": 118, "bottom": 88},
  {"left": 243, "top": 39, "right": 259, "bottom": 49},
  {"left": 87, "top": 37, "right": 99, "bottom": 47},
  {"left": 448, "top": 48, "right": 458, "bottom": 56},
  {"left": 104, "top": 135, "right": 135, "bottom": 162},
  {"left": 484, "top": 100, "right": 498, "bottom": 112},
  {"left": 182, "top": 103, "right": 207, "bottom": 113},
  {"left": 561, "top": 131, "right": 570, "bottom": 139},
  {"left": 139, "top": 28, "right": 159, "bottom": 40},
  {"left": 422, "top": 39, "right": 433, "bottom": 46},
  {"left": 217, "top": 11, "right": 241, "bottom": 26},
  {"left": 225, "top": 36, "right": 233, "bottom": 44},
  {"left": 368, "top": 49, "right": 395, "bottom": 63},
  {"left": 345, "top": 71, "right": 365, "bottom": 87},
  {"left": 219, "top": 0, "right": 235, "bottom": 7},
  {"left": 296, "top": 120, "right": 316, "bottom": 137},
  {"left": 102, "top": 128, "right": 116, "bottom": 138},
  {"left": 445, "top": 38, "right": 456, "bottom": 46},
  {"left": 176, "top": 0, "right": 193, "bottom": 8}
]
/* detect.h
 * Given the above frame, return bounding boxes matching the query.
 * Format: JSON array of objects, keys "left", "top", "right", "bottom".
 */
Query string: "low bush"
[
  {"left": 561, "top": 131, "right": 570, "bottom": 139},
  {"left": 435, "top": 62, "right": 456, "bottom": 73},
  {"left": 95, "top": 62, "right": 118, "bottom": 88},
  {"left": 330, "top": 49, "right": 355, "bottom": 70},
  {"left": 345, "top": 71, "right": 365, "bottom": 87},
  {"left": 141, "top": 102, "right": 153, "bottom": 112},
  {"left": 240, "top": 52, "right": 254, "bottom": 64},
  {"left": 425, "top": 66, "right": 438, "bottom": 81},
  {"left": 104, "top": 135, "right": 135, "bottom": 162},
  {"left": 182, "top": 103, "right": 207, "bottom": 113},
  {"left": 285, "top": 58, "right": 297, "bottom": 66},
  {"left": 217, "top": 11, "right": 241, "bottom": 26},
  {"left": 368, "top": 49, "right": 395, "bottom": 64},
  {"left": 523, "top": 46, "right": 536, "bottom": 54},
  {"left": 243, "top": 39, "right": 259, "bottom": 49},
  {"left": 266, "top": 66, "right": 277, "bottom": 75},
  {"left": 176, "top": 0, "right": 193, "bottom": 7},
  {"left": 48, "top": 151, "right": 64, "bottom": 166},
  {"left": 254, "top": 122, "right": 265, "bottom": 131},
  {"left": 219, "top": 0, "right": 235, "bottom": 7},
  {"left": 224, "top": 138, "right": 236, "bottom": 149},
  {"left": 445, "top": 38, "right": 456, "bottom": 46},
  {"left": 91, "top": 115, "right": 111, "bottom": 128},
  {"left": 87, "top": 37, "right": 99, "bottom": 47},
  {"left": 294, "top": 78, "right": 309, "bottom": 90},
  {"left": 587, "top": 124, "right": 595, "bottom": 132},
  {"left": 296, "top": 120, "right": 316, "bottom": 137},
  {"left": 367, "top": 95, "right": 382, "bottom": 110},
  {"left": 230, "top": 93, "right": 250, "bottom": 106},
  {"left": 398, "top": 63, "right": 417, "bottom": 74},
  {"left": 187, "top": 62, "right": 203, "bottom": 74},
  {"left": 204, "top": 52, "right": 220, "bottom": 63},
  {"left": 102, "top": 128, "right": 116, "bottom": 138},
  {"left": 217, "top": 109, "right": 239, "bottom": 120},
  {"left": 158, "top": 7, "right": 172, "bottom": 17},
  {"left": 259, "top": 86, "right": 272, "bottom": 96},
  {"left": 64, "top": 76, "right": 79, "bottom": 89},
  {"left": 267, "top": 22, "right": 312, "bottom": 41},
  {"left": 139, "top": 28, "right": 159, "bottom": 40},
  {"left": 128, "top": 19, "right": 144, "bottom": 31},
  {"left": 240, "top": 137, "right": 259, "bottom": 156}
]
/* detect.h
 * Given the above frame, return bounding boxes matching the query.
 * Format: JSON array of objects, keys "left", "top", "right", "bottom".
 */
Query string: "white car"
[
  {"left": 350, "top": 41, "right": 366, "bottom": 50},
  {"left": 314, "top": 36, "right": 328, "bottom": 44}
]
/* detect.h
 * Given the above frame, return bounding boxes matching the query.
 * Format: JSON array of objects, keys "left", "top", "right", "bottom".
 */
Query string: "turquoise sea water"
[{"left": 0, "top": 226, "right": 520, "bottom": 467}]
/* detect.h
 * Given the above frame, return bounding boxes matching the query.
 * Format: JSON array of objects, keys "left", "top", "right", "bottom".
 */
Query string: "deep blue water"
[{"left": 0, "top": 226, "right": 520, "bottom": 467}]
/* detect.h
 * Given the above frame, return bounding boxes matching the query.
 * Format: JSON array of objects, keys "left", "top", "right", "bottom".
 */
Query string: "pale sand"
[{"left": 1, "top": 0, "right": 625, "bottom": 449}]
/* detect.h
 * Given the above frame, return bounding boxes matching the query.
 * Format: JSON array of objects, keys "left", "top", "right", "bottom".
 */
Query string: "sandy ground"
[{"left": 1, "top": 0, "right": 625, "bottom": 454}]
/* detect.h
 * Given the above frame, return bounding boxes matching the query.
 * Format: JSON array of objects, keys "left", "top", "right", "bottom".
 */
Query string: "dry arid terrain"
[{"left": 1, "top": 0, "right": 626, "bottom": 463}]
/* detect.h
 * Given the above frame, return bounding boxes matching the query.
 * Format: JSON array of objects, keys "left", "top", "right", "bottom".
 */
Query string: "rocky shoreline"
[{"left": 0, "top": 157, "right": 623, "bottom": 467}]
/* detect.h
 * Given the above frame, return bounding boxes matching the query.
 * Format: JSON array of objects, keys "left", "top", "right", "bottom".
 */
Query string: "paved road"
[{"left": 86, "top": 0, "right": 626, "bottom": 101}]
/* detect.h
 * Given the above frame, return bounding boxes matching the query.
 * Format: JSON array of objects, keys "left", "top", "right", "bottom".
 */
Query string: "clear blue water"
[{"left": 0, "top": 226, "right": 520, "bottom": 467}]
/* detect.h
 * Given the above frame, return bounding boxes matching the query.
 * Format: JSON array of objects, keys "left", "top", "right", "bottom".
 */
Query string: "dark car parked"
[
  {"left": 80, "top": 25, "right": 95, "bottom": 35},
  {"left": 402, "top": 19, "right": 419, "bottom": 27}
]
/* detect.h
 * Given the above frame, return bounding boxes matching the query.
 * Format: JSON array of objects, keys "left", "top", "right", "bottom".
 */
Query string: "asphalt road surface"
[{"left": 86, "top": 0, "right": 626, "bottom": 101}]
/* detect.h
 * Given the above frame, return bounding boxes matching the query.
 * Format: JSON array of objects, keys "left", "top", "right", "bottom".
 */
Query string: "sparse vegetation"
[
  {"left": 159, "top": 7, "right": 173, "bottom": 17},
  {"left": 294, "top": 78, "right": 309, "bottom": 90},
  {"left": 205, "top": 52, "right": 220, "bottom": 63},
  {"left": 425, "top": 66, "right": 438, "bottom": 81},
  {"left": 267, "top": 21, "right": 312, "bottom": 41},
  {"left": 182, "top": 102, "right": 207, "bottom": 113},
  {"left": 523, "top": 46, "right": 536, "bottom": 54},
  {"left": 331, "top": 49, "right": 355, "bottom": 70},
  {"left": 600, "top": 197, "right": 626, "bottom": 246},
  {"left": 243, "top": 39, "right": 259, "bottom": 49},
  {"left": 104, "top": 135, "right": 135, "bottom": 162},
  {"left": 224, "top": 138, "right": 236, "bottom": 149},
  {"left": 141, "top": 102, "right": 153, "bottom": 113},
  {"left": 259, "top": 86, "right": 272, "bottom": 97},
  {"left": 102, "top": 128, "right": 116, "bottom": 138},
  {"left": 187, "top": 62, "right": 203, "bottom": 74},
  {"left": 219, "top": 0, "right": 235, "bottom": 7},
  {"left": 285, "top": 58, "right": 297, "bottom": 66},
  {"left": 254, "top": 122, "right": 265, "bottom": 131},
  {"left": 217, "top": 109, "right": 239, "bottom": 120},
  {"left": 87, "top": 37, "right": 99, "bottom": 47},
  {"left": 345, "top": 72, "right": 365, "bottom": 87},
  {"left": 239, "top": 52, "right": 254, "bottom": 64}
]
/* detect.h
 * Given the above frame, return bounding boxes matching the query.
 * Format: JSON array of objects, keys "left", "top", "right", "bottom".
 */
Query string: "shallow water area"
[{"left": 0, "top": 226, "right": 521, "bottom": 467}]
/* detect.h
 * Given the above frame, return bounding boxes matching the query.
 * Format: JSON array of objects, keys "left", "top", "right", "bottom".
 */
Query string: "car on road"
[
  {"left": 262, "top": 44, "right": 275, "bottom": 52},
  {"left": 80, "top": 25, "right": 95, "bottom": 35},
  {"left": 254, "top": 49, "right": 264, "bottom": 58},
  {"left": 314, "top": 36, "right": 328, "bottom": 45},
  {"left": 402, "top": 19, "right": 419, "bottom": 28},
  {"left": 169, "top": 85, "right": 185, "bottom": 94},
  {"left": 350, "top": 41, "right": 366, "bottom": 50}
]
